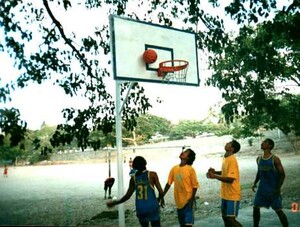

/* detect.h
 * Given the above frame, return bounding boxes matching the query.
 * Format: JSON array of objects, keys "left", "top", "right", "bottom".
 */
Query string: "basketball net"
[{"left": 158, "top": 60, "right": 189, "bottom": 83}]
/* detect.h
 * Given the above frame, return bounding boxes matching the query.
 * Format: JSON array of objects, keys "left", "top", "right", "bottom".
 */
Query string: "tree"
[
  {"left": 0, "top": 0, "right": 224, "bottom": 150},
  {"left": 1, "top": 0, "right": 299, "bottom": 152},
  {"left": 1, "top": 1, "right": 154, "bottom": 150},
  {"left": 135, "top": 114, "right": 172, "bottom": 142},
  {"left": 206, "top": 1, "right": 300, "bottom": 143},
  {"left": 273, "top": 94, "right": 300, "bottom": 152},
  {"left": 170, "top": 120, "right": 204, "bottom": 139},
  {"left": 0, "top": 108, "right": 27, "bottom": 147}
]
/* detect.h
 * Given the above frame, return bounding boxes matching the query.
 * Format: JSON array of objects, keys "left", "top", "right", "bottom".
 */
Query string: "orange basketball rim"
[{"left": 157, "top": 60, "right": 189, "bottom": 77}]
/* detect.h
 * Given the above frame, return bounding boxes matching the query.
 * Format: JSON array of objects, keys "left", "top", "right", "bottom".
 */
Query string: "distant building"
[{"left": 149, "top": 132, "right": 169, "bottom": 143}]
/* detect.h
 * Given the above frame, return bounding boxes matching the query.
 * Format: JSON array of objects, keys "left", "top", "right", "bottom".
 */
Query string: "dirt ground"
[{"left": 0, "top": 135, "right": 299, "bottom": 226}]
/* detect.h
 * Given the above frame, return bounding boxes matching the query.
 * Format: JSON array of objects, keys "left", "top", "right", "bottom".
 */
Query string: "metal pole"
[{"left": 115, "top": 80, "right": 125, "bottom": 227}]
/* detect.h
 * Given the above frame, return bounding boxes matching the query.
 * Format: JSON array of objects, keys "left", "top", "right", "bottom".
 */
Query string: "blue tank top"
[
  {"left": 134, "top": 170, "right": 159, "bottom": 221},
  {"left": 257, "top": 154, "right": 278, "bottom": 196}
]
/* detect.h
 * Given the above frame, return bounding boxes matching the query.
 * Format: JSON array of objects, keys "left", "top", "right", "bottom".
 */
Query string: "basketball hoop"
[{"left": 157, "top": 60, "right": 189, "bottom": 83}]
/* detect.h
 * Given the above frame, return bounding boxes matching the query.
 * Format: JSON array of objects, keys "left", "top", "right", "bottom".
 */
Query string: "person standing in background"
[
  {"left": 129, "top": 157, "right": 133, "bottom": 169},
  {"left": 3, "top": 165, "right": 8, "bottom": 177}
]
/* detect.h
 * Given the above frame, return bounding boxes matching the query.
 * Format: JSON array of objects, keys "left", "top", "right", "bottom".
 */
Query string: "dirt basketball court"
[{"left": 0, "top": 135, "right": 299, "bottom": 226}]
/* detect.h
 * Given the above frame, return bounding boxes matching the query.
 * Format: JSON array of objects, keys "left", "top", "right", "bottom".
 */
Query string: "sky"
[
  {"left": 0, "top": 1, "right": 227, "bottom": 130},
  {"left": 0, "top": 52, "right": 222, "bottom": 130}
]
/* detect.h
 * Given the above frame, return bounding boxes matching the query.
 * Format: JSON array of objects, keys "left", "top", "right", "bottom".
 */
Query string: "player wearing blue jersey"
[
  {"left": 106, "top": 156, "right": 164, "bottom": 227},
  {"left": 252, "top": 138, "right": 288, "bottom": 227}
]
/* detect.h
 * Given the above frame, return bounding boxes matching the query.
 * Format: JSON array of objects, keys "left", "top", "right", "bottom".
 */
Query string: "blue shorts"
[
  {"left": 254, "top": 193, "right": 283, "bottom": 210},
  {"left": 221, "top": 199, "right": 240, "bottom": 217},
  {"left": 137, "top": 208, "right": 160, "bottom": 223},
  {"left": 177, "top": 200, "right": 194, "bottom": 226}
]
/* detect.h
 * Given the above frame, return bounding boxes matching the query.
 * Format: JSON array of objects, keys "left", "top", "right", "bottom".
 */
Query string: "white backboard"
[{"left": 109, "top": 15, "right": 200, "bottom": 86}]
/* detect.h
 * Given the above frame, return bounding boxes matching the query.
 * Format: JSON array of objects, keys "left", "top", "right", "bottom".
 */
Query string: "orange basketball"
[{"left": 143, "top": 49, "right": 157, "bottom": 64}]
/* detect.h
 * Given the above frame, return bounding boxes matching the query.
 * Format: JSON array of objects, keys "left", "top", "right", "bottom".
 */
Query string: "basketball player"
[
  {"left": 106, "top": 156, "right": 164, "bottom": 227},
  {"left": 163, "top": 148, "right": 199, "bottom": 227},
  {"left": 207, "top": 140, "right": 242, "bottom": 227},
  {"left": 252, "top": 138, "right": 288, "bottom": 227}
]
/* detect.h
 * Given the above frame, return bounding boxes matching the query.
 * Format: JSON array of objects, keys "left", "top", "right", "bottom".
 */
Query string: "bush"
[{"left": 29, "top": 153, "right": 50, "bottom": 165}]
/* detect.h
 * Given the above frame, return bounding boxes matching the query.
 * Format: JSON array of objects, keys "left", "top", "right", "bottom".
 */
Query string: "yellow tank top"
[{"left": 221, "top": 155, "right": 241, "bottom": 201}]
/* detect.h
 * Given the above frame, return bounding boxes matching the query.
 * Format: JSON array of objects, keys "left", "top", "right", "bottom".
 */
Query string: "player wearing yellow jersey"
[
  {"left": 164, "top": 148, "right": 199, "bottom": 227},
  {"left": 207, "top": 140, "right": 242, "bottom": 227}
]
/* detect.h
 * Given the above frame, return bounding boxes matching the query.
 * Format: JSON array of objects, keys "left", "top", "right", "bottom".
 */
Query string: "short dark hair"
[
  {"left": 231, "top": 140, "right": 241, "bottom": 153},
  {"left": 186, "top": 148, "right": 196, "bottom": 165},
  {"left": 265, "top": 138, "right": 275, "bottom": 150},
  {"left": 132, "top": 156, "right": 147, "bottom": 171}
]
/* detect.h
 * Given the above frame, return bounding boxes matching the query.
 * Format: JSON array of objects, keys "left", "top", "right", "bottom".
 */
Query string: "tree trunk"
[{"left": 285, "top": 134, "right": 300, "bottom": 154}]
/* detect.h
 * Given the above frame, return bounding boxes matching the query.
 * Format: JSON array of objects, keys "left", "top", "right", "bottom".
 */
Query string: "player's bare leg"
[
  {"left": 275, "top": 210, "right": 288, "bottom": 227},
  {"left": 253, "top": 207, "right": 260, "bottom": 227}
]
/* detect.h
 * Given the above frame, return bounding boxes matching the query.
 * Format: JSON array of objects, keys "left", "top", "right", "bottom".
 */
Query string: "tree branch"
[
  {"left": 42, "top": 0, "right": 94, "bottom": 78},
  {"left": 286, "top": 0, "right": 300, "bottom": 13},
  {"left": 290, "top": 75, "right": 300, "bottom": 86}
]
